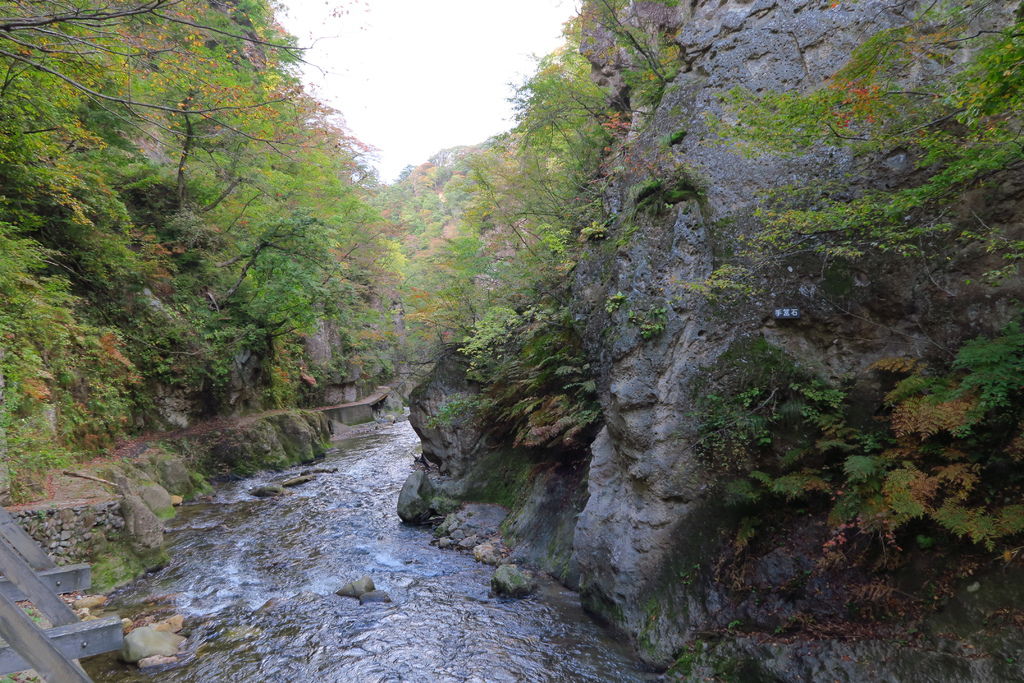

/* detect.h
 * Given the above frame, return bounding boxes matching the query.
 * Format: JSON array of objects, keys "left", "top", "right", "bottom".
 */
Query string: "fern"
[{"left": 843, "top": 455, "right": 882, "bottom": 482}]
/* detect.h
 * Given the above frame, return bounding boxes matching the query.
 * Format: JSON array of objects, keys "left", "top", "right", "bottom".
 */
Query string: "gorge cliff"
[{"left": 407, "top": 1, "right": 1024, "bottom": 679}]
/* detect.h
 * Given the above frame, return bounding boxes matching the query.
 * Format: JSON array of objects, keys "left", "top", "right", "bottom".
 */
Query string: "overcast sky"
[{"left": 276, "top": 1, "right": 578, "bottom": 182}]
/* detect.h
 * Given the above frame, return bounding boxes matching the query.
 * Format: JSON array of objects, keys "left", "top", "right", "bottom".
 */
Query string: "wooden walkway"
[{"left": 0, "top": 507, "right": 121, "bottom": 681}]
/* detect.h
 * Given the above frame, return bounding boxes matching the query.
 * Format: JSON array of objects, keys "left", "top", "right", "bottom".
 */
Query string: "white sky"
[{"left": 276, "top": 1, "right": 578, "bottom": 182}]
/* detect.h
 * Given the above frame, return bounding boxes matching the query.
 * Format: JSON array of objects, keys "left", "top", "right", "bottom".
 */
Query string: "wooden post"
[
  {"left": 0, "top": 537, "right": 77, "bottom": 627},
  {"left": 0, "top": 508, "right": 55, "bottom": 571},
  {"left": 0, "top": 590, "right": 90, "bottom": 682}
]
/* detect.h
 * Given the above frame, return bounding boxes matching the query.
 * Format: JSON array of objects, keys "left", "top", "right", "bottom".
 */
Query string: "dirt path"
[{"left": 11, "top": 388, "right": 394, "bottom": 510}]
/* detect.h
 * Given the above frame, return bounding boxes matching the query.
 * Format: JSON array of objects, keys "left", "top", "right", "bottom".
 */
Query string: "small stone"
[
  {"left": 336, "top": 575, "right": 375, "bottom": 598},
  {"left": 153, "top": 614, "right": 185, "bottom": 633},
  {"left": 457, "top": 535, "right": 479, "bottom": 550},
  {"left": 137, "top": 655, "right": 178, "bottom": 669},
  {"left": 250, "top": 485, "right": 287, "bottom": 498},
  {"left": 966, "top": 581, "right": 981, "bottom": 593},
  {"left": 491, "top": 564, "right": 536, "bottom": 598},
  {"left": 358, "top": 590, "right": 392, "bottom": 604},
  {"left": 73, "top": 595, "right": 107, "bottom": 610},
  {"left": 170, "top": 495, "right": 184, "bottom": 506},
  {"left": 122, "top": 618, "right": 133, "bottom": 631},
  {"left": 437, "top": 537, "right": 454, "bottom": 549}
]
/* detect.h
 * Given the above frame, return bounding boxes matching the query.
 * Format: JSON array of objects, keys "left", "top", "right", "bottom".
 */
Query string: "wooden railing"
[{"left": 0, "top": 507, "right": 122, "bottom": 682}]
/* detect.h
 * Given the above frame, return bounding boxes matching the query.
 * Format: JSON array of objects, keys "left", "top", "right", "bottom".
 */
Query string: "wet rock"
[
  {"left": 336, "top": 575, "right": 375, "bottom": 598},
  {"left": 153, "top": 614, "right": 185, "bottom": 633},
  {"left": 396, "top": 471, "right": 435, "bottom": 524},
  {"left": 73, "top": 595, "right": 107, "bottom": 610},
  {"left": 359, "top": 590, "right": 393, "bottom": 604},
  {"left": 491, "top": 564, "right": 536, "bottom": 598},
  {"left": 457, "top": 535, "right": 479, "bottom": 550},
  {"left": 300, "top": 467, "right": 337, "bottom": 475},
  {"left": 437, "top": 537, "right": 454, "bottom": 549},
  {"left": 473, "top": 542, "right": 504, "bottom": 566},
  {"left": 121, "top": 626, "right": 185, "bottom": 663},
  {"left": 137, "top": 654, "right": 178, "bottom": 669},
  {"left": 250, "top": 484, "right": 287, "bottom": 498},
  {"left": 281, "top": 475, "right": 315, "bottom": 487}
]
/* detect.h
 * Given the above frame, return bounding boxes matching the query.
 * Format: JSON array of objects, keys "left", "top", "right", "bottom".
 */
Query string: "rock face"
[
  {"left": 197, "top": 411, "right": 330, "bottom": 475},
  {"left": 564, "top": 0, "right": 1024, "bottom": 668},
  {"left": 138, "top": 482, "right": 174, "bottom": 518},
  {"left": 115, "top": 476, "right": 164, "bottom": 551},
  {"left": 408, "top": 350, "right": 485, "bottom": 476},
  {"left": 396, "top": 471, "right": 436, "bottom": 524},
  {"left": 121, "top": 626, "right": 185, "bottom": 663},
  {"left": 407, "top": 0, "right": 1024, "bottom": 675}
]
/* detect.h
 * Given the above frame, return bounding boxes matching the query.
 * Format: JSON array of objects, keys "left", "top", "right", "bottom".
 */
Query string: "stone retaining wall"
[{"left": 8, "top": 500, "right": 124, "bottom": 566}]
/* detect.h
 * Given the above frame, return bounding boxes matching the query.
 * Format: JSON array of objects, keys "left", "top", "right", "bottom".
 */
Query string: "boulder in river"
[
  {"left": 358, "top": 590, "right": 393, "bottom": 604},
  {"left": 396, "top": 471, "right": 435, "bottom": 524},
  {"left": 121, "top": 626, "right": 185, "bottom": 663},
  {"left": 251, "top": 484, "right": 287, "bottom": 497},
  {"left": 336, "top": 575, "right": 375, "bottom": 598},
  {"left": 473, "top": 542, "right": 504, "bottom": 566},
  {"left": 491, "top": 564, "right": 536, "bottom": 598}
]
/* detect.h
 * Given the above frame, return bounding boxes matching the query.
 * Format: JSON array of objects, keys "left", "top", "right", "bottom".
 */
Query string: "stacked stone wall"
[{"left": 9, "top": 500, "right": 124, "bottom": 565}]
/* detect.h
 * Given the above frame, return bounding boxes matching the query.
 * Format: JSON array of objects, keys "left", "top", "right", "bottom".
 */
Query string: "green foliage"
[
  {"left": 604, "top": 292, "right": 626, "bottom": 313},
  {"left": 581, "top": 0, "right": 683, "bottom": 110},
  {"left": 460, "top": 306, "right": 601, "bottom": 451},
  {"left": 628, "top": 306, "right": 668, "bottom": 340},
  {"left": 704, "top": 8, "right": 1024, "bottom": 281},
  {"left": 0, "top": 1, "right": 399, "bottom": 497},
  {"left": 425, "top": 394, "right": 483, "bottom": 430},
  {"left": 696, "top": 324, "right": 1024, "bottom": 552}
]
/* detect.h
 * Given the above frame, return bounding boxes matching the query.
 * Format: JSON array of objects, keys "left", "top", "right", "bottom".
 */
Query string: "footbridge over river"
[{"left": 314, "top": 386, "right": 396, "bottom": 434}]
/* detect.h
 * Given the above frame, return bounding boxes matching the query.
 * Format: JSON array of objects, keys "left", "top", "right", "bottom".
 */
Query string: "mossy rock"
[{"left": 91, "top": 539, "right": 169, "bottom": 592}]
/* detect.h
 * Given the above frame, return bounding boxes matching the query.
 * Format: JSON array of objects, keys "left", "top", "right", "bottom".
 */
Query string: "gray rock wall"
[
  {"left": 408, "top": 350, "right": 486, "bottom": 477},
  {"left": 407, "top": 1, "right": 1023, "bottom": 674},
  {"left": 569, "top": 0, "right": 1023, "bottom": 668}
]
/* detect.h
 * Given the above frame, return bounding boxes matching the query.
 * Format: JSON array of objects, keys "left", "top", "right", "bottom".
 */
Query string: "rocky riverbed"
[{"left": 82, "top": 422, "right": 647, "bottom": 681}]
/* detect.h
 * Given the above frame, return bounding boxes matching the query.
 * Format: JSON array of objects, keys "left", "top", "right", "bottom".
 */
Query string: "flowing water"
[{"left": 83, "top": 421, "right": 648, "bottom": 682}]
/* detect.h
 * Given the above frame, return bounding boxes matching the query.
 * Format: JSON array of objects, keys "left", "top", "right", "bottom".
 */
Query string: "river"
[{"left": 83, "top": 421, "right": 648, "bottom": 682}]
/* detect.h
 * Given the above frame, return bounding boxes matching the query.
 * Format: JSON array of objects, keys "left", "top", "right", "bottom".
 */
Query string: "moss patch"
[
  {"left": 91, "top": 539, "right": 169, "bottom": 592},
  {"left": 459, "top": 448, "right": 535, "bottom": 510}
]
